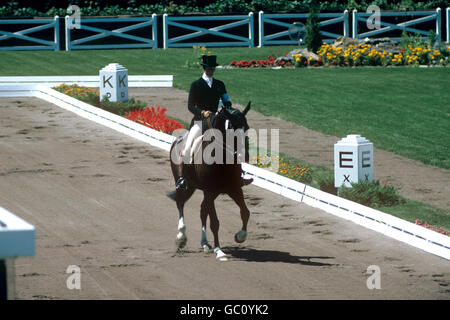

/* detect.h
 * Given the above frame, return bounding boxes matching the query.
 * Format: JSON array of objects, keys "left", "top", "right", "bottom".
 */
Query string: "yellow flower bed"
[
  {"left": 251, "top": 154, "right": 312, "bottom": 184},
  {"left": 54, "top": 83, "right": 99, "bottom": 97},
  {"left": 315, "top": 42, "right": 449, "bottom": 67}
]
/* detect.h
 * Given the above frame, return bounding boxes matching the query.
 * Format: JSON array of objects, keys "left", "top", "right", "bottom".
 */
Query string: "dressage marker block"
[
  {"left": 1, "top": 82, "right": 449, "bottom": 261},
  {"left": 334, "top": 134, "right": 374, "bottom": 188},
  {"left": 99, "top": 63, "right": 128, "bottom": 102}
]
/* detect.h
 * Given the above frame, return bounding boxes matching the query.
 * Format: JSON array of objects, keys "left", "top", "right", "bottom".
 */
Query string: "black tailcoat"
[{"left": 188, "top": 77, "right": 227, "bottom": 130}]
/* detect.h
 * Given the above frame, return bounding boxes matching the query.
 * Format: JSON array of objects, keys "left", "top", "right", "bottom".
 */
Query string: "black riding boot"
[{"left": 240, "top": 169, "right": 253, "bottom": 187}]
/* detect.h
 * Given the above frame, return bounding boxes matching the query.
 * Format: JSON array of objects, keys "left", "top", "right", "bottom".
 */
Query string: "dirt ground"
[
  {"left": 0, "top": 96, "right": 449, "bottom": 300},
  {"left": 128, "top": 87, "right": 450, "bottom": 211}
]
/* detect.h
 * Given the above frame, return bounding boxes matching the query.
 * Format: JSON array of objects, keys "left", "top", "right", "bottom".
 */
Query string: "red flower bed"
[
  {"left": 125, "top": 106, "right": 183, "bottom": 134},
  {"left": 415, "top": 220, "right": 450, "bottom": 236},
  {"left": 230, "top": 56, "right": 292, "bottom": 68}
]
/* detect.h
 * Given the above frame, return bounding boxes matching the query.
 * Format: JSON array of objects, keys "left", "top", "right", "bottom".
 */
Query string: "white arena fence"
[{"left": 0, "top": 81, "right": 449, "bottom": 261}]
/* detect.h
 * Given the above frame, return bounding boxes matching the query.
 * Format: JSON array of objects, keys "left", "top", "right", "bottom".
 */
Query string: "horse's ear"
[{"left": 243, "top": 101, "right": 251, "bottom": 116}]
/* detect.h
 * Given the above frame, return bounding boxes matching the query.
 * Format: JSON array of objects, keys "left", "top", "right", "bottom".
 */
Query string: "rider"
[{"left": 176, "top": 54, "right": 253, "bottom": 190}]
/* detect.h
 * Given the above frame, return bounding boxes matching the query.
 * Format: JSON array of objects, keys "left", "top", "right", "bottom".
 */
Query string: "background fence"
[
  {"left": 258, "top": 11, "right": 349, "bottom": 46},
  {"left": 0, "top": 9, "right": 448, "bottom": 51},
  {"left": 353, "top": 8, "right": 443, "bottom": 43},
  {"left": 65, "top": 15, "right": 157, "bottom": 51},
  {"left": 0, "top": 17, "right": 59, "bottom": 51},
  {"left": 163, "top": 13, "right": 254, "bottom": 48}
]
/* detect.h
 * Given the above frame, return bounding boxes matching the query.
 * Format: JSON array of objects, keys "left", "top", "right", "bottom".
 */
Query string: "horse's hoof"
[
  {"left": 176, "top": 233, "right": 187, "bottom": 249},
  {"left": 214, "top": 247, "right": 228, "bottom": 261},
  {"left": 234, "top": 230, "right": 248, "bottom": 243},
  {"left": 202, "top": 243, "right": 212, "bottom": 253}
]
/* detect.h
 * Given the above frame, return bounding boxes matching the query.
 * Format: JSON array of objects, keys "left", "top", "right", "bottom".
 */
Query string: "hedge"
[{"left": 1, "top": 0, "right": 449, "bottom": 18}]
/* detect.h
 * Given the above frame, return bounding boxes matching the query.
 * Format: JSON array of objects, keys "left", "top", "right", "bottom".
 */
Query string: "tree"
[{"left": 304, "top": 0, "right": 323, "bottom": 53}]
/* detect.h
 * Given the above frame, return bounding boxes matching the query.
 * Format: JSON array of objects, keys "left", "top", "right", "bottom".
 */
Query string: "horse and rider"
[
  {"left": 176, "top": 54, "right": 253, "bottom": 190},
  {"left": 170, "top": 55, "right": 253, "bottom": 261}
]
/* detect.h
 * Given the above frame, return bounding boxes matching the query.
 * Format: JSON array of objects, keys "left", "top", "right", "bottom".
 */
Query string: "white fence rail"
[
  {"left": 65, "top": 15, "right": 157, "bottom": 51},
  {"left": 258, "top": 10, "right": 349, "bottom": 47},
  {"left": 0, "top": 17, "right": 60, "bottom": 51},
  {"left": 353, "top": 9, "right": 442, "bottom": 42},
  {"left": 0, "top": 75, "right": 173, "bottom": 88},
  {"left": 0, "top": 206, "right": 35, "bottom": 300},
  {"left": 163, "top": 13, "right": 254, "bottom": 49},
  {"left": 0, "top": 206, "right": 35, "bottom": 258}
]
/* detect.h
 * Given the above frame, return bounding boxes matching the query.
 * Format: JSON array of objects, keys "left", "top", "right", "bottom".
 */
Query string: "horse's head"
[{"left": 211, "top": 101, "right": 251, "bottom": 163}]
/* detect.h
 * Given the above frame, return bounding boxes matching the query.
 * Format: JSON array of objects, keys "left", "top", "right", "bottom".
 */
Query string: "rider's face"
[{"left": 204, "top": 67, "right": 215, "bottom": 78}]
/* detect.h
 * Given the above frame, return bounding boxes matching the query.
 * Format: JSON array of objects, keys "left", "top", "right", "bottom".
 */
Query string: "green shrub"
[
  {"left": 53, "top": 83, "right": 146, "bottom": 116},
  {"left": 339, "top": 180, "right": 406, "bottom": 208},
  {"left": 98, "top": 97, "right": 146, "bottom": 116},
  {"left": 316, "top": 174, "right": 338, "bottom": 195},
  {"left": 2, "top": 1, "right": 447, "bottom": 17},
  {"left": 304, "top": 0, "right": 322, "bottom": 54}
]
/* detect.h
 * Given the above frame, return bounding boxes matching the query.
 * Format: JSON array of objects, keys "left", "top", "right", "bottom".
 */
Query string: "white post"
[
  {"left": 436, "top": 8, "right": 441, "bottom": 44},
  {"left": 163, "top": 13, "right": 168, "bottom": 50},
  {"left": 258, "top": 11, "right": 264, "bottom": 48},
  {"left": 152, "top": 13, "right": 158, "bottom": 49},
  {"left": 334, "top": 135, "right": 374, "bottom": 189},
  {"left": 446, "top": 8, "right": 449, "bottom": 43},
  {"left": 99, "top": 63, "right": 128, "bottom": 102},
  {"left": 64, "top": 15, "right": 71, "bottom": 51},
  {"left": 343, "top": 10, "right": 349, "bottom": 38},
  {"left": 54, "top": 16, "right": 60, "bottom": 51},
  {"left": 352, "top": 9, "right": 358, "bottom": 39},
  {"left": 248, "top": 12, "right": 254, "bottom": 48}
]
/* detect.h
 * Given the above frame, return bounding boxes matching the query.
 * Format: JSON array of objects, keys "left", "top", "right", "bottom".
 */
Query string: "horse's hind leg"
[
  {"left": 175, "top": 185, "right": 195, "bottom": 249},
  {"left": 228, "top": 188, "right": 250, "bottom": 244},
  {"left": 201, "top": 192, "right": 226, "bottom": 260}
]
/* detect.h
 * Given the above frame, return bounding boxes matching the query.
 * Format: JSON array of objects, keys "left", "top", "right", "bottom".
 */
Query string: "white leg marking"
[
  {"left": 214, "top": 247, "right": 228, "bottom": 261},
  {"left": 176, "top": 217, "right": 187, "bottom": 248}
]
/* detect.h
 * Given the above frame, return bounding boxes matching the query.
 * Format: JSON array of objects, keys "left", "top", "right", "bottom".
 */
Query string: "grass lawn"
[
  {"left": 1, "top": 47, "right": 449, "bottom": 231},
  {"left": 1, "top": 47, "right": 449, "bottom": 170}
]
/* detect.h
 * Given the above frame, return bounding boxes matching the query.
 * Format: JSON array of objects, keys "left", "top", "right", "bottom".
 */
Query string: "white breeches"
[{"left": 182, "top": 123, "right": 202, "bottom": 161}]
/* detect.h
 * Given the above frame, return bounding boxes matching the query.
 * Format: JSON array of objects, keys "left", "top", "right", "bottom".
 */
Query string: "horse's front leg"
[
  {"left": 228, "top": 187, "right": 250, "bottom": 244},
  {"left": 175, "top": 184, "right": 195, "bottom": 249}
]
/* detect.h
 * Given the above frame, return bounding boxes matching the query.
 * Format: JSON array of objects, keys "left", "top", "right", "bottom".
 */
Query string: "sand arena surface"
[{"left": 0, "top": 96, "right": 448, "bottom": 299}]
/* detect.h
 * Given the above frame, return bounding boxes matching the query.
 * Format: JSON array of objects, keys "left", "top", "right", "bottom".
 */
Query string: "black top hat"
[{"left": 201, "top": 55, "right": 219, "bottom": 68}]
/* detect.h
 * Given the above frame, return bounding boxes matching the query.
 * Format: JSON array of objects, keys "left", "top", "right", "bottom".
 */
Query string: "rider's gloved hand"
[{"left": 202, "top": 110, "right": 212, "bottom": 118}]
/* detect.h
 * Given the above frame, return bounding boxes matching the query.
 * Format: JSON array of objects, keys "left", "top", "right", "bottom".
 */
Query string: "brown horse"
[{"left": 169, "top": 102, "right": 251, "bottom": 261}]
